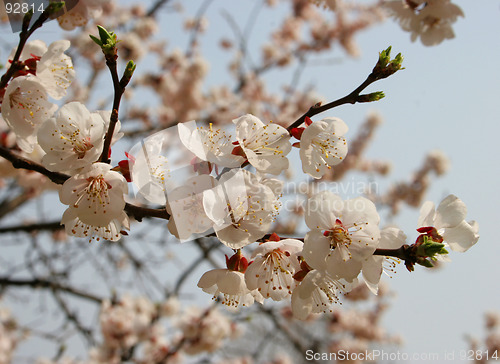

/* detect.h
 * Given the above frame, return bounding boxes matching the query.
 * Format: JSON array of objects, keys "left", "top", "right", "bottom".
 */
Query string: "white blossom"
[
  {"left": 37, "top": 102, "right": 106, "bottom": 173},
  {"left": 1, "top": 76, "right": 57, "bottom": 153},
  {"left": 233, "top": 114, "right": 291, "bottom": 175},
  {"left": 303, "top": 191, "right": 380, "bottom": 281},
  {"left": 166, "top": 175, "right": 219, "bottom": 241},
  {"left": 178, "top": 120, "right": 244, "bottom": 168},
  {"left": 6, "top": 39, "right": 47, "bottom": 66},
  {"left": 202, "top": 169, "right": 278, "bottom": 249},
  {"left": 57, "top": 0, "right": 108, "bottom": 31},
  {"left": 6, "top": 39, "right": 75, "bottom": 99},
  {"left": 177, "top": 307, "right": 234, "bottom": 355},
  {"left": 245, "top": 239, "right": 303, "bottom": 301},
  {"left": 299, "top": 117, "right": 348, "bottom": 179},
  {"left": 291, "top": 270, "right": 353, "bottom": 320},
  {"left": 59, "top": 163, "right": 128, "bottom": 241},
  {"left": 36, "top": 40, "right": 75, "bottom": 99},
  {"left": 99, "top": 295, "right": 156, "bottom": 350},
  {"left": 198, "top": 268, "right": 263, "bottom": 308},
  {"left": 384, "top": 0, "right": 464, "bottom": 46},
  {"left": 418, "top": 194, "right": 479, "bottom": 253},
  {"left": 129, "top": 130, "right": 174, "bottom": 205}
]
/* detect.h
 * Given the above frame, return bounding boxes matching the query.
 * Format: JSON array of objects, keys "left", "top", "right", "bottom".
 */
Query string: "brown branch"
[
  {"left": 0, "top": 193, "right": 31, "bottom": 220},
  {"left": 146, "top": 0, "right": 172, "bottom": 18},
  {"left": 0, "top": 277, "right": 103, "bottom": 303},
  {"left": 124, "top": 203, "right": 170, "bottom": 222},
  {"left": 287, "top": 73, "right": 378, "bottom": 131},
  {"left": 99, "top": 56, "right": 123, "bottom": 163},
  {"left": 51, "top": 289, "right": 95, "bottom": 346},
  {"left": 0, "top": 146, "right": 171, "bottom": 221},
  {"left": 0, "top": 221, "right": 62, "bottom": 234},
  {"left": 185, "top": 0, "right": 215, "bottom": 58},
  {"left": 0, "top": 146, "right": 69, "bottom": 184},
  {"left": 373, "top": 245, "right": 413, "bottom": 261}
]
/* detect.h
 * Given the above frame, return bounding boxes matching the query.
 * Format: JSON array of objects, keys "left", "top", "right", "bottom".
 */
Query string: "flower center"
[
  {"left": 200, "top": 124, "right": 232, "bottom": 155},
  {"left": 74, "top": 174, "right": 111, "bottom": 210},
  {"left": 72, "top": 136, "right": 93, "bottom": 159},
  {"left": 324, "top": 219, "right": 352, "bottom": 261}
]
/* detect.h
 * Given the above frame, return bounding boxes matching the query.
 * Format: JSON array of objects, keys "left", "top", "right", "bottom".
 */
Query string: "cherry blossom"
[
  {"left": 0, "top": 305, "right": 18, "bottom": 364},
  {"left": 35, "top": 40, "right": 75, "bottom": 99},
  {"left": 418, "top": 194, "right": 479, "bottom": 253},
  {"left": 6, "top": 39, "right": 47, "bottom": 66},
  {"left": 198, "top": 268, "right": 263, "bottom": 308},
  {"left": 291, "top": 269, "right": 353, "bottom": 320},
  {"left": 233, "top": 114, "right": 291, "bottom": 175},
  {"left": 59, "top": 163, "right": 128, "bottom": 241},
  {"left": 245, "top": 239, "right": 303, "bottom": 301},
  {"left": 303, "top": 191, "right": 380, "bottom": 275},
  {"left": 178, "top": 307, "right": 234, "bottom": 355},
  {"left": 99, "top": 295, "right": 156, "bottom": 351},
  {"left": 37, "top": 102, "right": 106, "bottom": 173},
  {"left": 166, "top": 175, "right": 219, "bottom": 241},
  {"left": 202, "top": 169, "right": 278, "bottom": 249},
  {"left": 299, "top": 117, "right": 348, "bottom": 179},
  {"left": 61, "top": 207, "right": 129, "bottom": 242},
  {"left": 128, "top": 130, "right": 174, "bottom": 204},
  {"left": 1, "top": 76, "right": 57, "bottom": 153},
  {"left": 57, "top": 0, "right": 108, "bottom": 31},
  {"left": 6, "top": 39, "right": 75, "bottom": 99},
  {"left": 131, "top": 154, "right": 170, "bottom": 204},
  {"left": 384, "top": 0, "right": 464, "bottom": 46},
  {"left": 178, "top": 120, "right": 245, "bottom": 168}
]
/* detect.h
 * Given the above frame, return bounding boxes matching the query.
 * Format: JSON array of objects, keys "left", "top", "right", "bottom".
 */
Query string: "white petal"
[
  {"left": 379, "top": 227, "right": 407, "bottom": 249},
  {"left": 418, "top": 201, "right": 436, "bottom": 227},
  {"left": 442, "top": 220, "right": 479, "bottom": 252},
  {"left": 326, "top": 253, "right": 362, "bottom": 282},
  {"left": 321, "top": 117, "right": 349, "bottom": 136},
  {"left": 342, "top": 196, "right": 380, "bottom": 226},
  {"left": 305, "top": 191, "right": 343, "bottom": 229},
  {"left": 361, "top": 257, "right": 384, "bottom": 295},
  {"left": 302, "top": 231, "right": 331, "bottom": 271},
  {"left": 435, "top": 194, "right": 467, "bottom": 228}
]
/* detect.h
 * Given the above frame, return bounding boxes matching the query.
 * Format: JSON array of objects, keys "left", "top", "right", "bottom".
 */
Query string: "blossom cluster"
[
  {"left": 0, "top": 34, "right": 479, "bottom": 322},
  {"left": 0, "top": 37, "right": 131, "bottom": 241}
]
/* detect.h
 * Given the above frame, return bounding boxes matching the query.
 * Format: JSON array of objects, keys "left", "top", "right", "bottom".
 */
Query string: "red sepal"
[
  {"left": 231, "top": 145, "right": 246, "bottom": 158},
  {"left": 226, "top": 251, "right": 249, "bottom": 273},
  {"left": 267, "top": 233, "right": 281, "bottom": 242},
  {"left": 290, "top": 127, "right": 305, "bottom": 140}
]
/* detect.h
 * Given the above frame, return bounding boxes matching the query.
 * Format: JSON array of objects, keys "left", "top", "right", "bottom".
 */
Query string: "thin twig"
[
  {"left": 287, "top": 73, "right": 378, "bottom": 131},
  {"left": 0, "top": 221, "right": 62, "bottom": 234},
  {"left": 146, "top": 0, "right": 172, "bottom": 18},
  {"left": 0, "top": 277, "right": 103, "bottom": 303}
]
